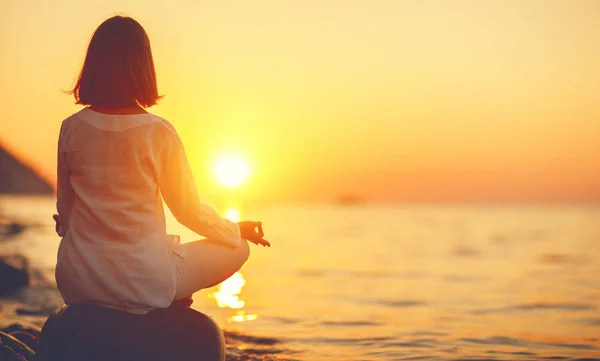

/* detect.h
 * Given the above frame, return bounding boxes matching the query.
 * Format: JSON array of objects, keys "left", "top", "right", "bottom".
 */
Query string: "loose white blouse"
[{"left": 55, "top": 107, "right": 242, "bottom": 314}]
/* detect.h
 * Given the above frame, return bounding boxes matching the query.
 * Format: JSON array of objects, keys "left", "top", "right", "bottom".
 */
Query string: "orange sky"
[{"left": 1, "top": 0, "right": 599, "bottom": 203}]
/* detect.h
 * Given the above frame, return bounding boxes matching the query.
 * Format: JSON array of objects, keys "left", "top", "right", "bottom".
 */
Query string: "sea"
[{"left": 1, "top": 196, "right": 599, "bottom": 361}]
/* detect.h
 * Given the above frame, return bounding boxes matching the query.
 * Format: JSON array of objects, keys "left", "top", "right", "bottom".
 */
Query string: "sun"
[
  {"left": 223, "top": 208, "right": 241, "bottom": 222},
  {"left": 213, "top": 154, "right": 249, "bottom": 187}
]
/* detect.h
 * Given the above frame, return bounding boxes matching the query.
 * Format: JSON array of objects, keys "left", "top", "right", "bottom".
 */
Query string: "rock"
[
  {"left": 0, "top": 222, "right": 27, "bottom": 238},
  {"left": 0, "top": 254, "right": 30, "bottom": 296},
  {"left": 16, "top": 306, "right": 58, "bottom": 316},
  {"left": 1, "top": 323, "right": 41, "bottom": 350},
  {"left": 0, "top": 331, "right": 35, "bottom": 360},
  {"left": 0, "top": 144, "right": 54, "bottom": 195},
  {"left": 0, "top": 341, "right": 28, "bottom": 361},
  {"left": 36, "top": 303, "right": 226, "bottom": 361}
]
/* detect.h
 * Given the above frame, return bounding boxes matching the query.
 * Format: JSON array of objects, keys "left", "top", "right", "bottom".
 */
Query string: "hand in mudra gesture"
[{"left": 238, "top": 221, "right": 270, "bottom": 247}]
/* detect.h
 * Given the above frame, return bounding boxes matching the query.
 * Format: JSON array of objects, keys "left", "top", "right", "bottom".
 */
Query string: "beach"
[{"left": 1, "top": 195, "right": 600, "bottom": 360}]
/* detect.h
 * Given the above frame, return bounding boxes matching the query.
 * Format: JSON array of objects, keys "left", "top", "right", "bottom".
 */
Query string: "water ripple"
[
  {"left": 538, "top": 253, "right": 587, "bottom": 265},
  {"left": 321, "top": 320, "right": 380, "bottom": 326},
  {"left": 296, "top": 269, "right": 427, "bottom": 280},
  {"left": 224, "top": 330, "right": 279, "bottom": 345},
  {"left": 486, "top": 349, "right": 538, "bottom": 356},
  {"left": 459, "top": 335, "right": 597, "bottom": 350},
  {"left": 443, "top": 274, "right": 488, "bottom": 283},
  {"left": 377, "top": 299, "right": 428, "bottom": 308},
  {"left": 472, "top": 302, "right": 596, "bottom": 315},
  {"left": 310, "top": 336, "right": 395, "bottom": 346},
  {"left": 452, "top": 245, "right": 481, "bottom": 257},
  {"left": 348, "top": 270, "right": 427, "bottom": 279},
  {"left": 387, "top": 340, "right": 435, "bottom": 349},
  {"left": 408, "top": 331, "right": 450, "bottom": 337},
  {"left": 513, "top": 303, "right": 595, "bottom": 311},
  {"left": 268, "top": 316, "right": 301, "bottom": 324},
  {"left": 579, "top": 318, "right": 600, "bottom": 326}
]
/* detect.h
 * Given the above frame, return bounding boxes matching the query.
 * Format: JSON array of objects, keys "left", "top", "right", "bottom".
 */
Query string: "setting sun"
[{"left": 213, "top": 155, "right": 249, "bottom": 187}]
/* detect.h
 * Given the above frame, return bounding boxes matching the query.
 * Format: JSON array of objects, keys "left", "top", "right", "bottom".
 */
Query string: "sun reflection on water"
[
  {"left": 211, "top": 272, "right": 246, "bottom": 309},
  {"left": 229, "top": 312, "right": 258, "bottom": 323},
  {"left": 210, "top": 271, "right": 258, "bottom": 323},
  {"left": 210, "top": 207, "right": 257, "bottom": 322}
]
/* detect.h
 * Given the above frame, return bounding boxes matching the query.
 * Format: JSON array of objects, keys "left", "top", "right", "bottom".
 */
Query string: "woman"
[{"left": 53, "top": 15, "right": 269, "bottom": 315}]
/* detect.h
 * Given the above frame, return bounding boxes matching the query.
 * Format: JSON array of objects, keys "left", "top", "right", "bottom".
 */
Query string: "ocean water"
[{"left": 1, "top": 196, "right": 600, "bottom": 361}]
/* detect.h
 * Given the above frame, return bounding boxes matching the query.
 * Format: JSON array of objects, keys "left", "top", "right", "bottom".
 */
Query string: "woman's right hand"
[{"left": 238, "top": 221, "right": 270, "bottom": 247}]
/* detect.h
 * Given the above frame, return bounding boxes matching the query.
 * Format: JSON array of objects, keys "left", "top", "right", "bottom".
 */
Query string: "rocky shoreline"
[
  {"left": 0, "top": 311, "right": 293, "bottom": 361},
  {"left": 0, "top": 254, "right": 292, "bottom": 361}
]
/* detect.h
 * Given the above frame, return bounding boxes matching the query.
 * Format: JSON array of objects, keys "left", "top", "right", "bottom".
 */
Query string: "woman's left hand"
[
  {"left": 53, "top": 214, "right": 60, "bottom": 235},
  {"left": 238, "top": 221, "right": 270, "bottom": 247}
]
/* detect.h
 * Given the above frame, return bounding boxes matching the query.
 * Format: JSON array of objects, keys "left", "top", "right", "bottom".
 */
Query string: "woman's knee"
[
  {"left": 213, "top": 241, "right": 249, "bottom": 287},
  {"left": 234, "top": 239, "right": 250, "bottom": 267}
]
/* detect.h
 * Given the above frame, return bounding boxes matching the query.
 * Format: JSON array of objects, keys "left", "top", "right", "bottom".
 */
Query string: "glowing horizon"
[{"left": 1, "top": 0, "right": 599, "bottom": 203}]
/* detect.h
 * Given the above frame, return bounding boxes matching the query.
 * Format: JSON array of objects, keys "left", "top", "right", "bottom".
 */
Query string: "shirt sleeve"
[
  {"left": 157, "top": 130, "right": 242, "bottom": 247},
  {"left": 56, "top": 122, "right": 74, "bottom": 237}
]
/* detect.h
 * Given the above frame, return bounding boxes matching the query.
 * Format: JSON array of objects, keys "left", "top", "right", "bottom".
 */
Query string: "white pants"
[{"left": 171, "top": 239, "right": 250, "bottom": 300}]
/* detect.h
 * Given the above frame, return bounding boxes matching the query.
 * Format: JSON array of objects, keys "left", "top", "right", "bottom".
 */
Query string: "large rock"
[
  {"left": 36, "top": 303, "right": 226, "bottom": 361},
  {"left": 0, "top": 254, "right": 30, "bottom": 296},
  {"left": 0, "top": 143, "right": 53, "bottom": 195}
]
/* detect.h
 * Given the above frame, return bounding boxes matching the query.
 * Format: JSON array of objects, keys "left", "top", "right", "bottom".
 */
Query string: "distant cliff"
[{"left": 0, "top": 144, "right": 53, "bottom": 195}]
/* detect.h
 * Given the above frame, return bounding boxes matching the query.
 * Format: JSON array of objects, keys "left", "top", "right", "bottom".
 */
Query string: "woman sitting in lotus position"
[{"left": 53, "top": 15, "right": 269, "bottom": 314}]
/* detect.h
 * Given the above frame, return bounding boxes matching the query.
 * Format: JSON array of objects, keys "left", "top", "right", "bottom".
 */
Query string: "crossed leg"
[{"left": 171, "top": 239, "right": 250, "bottom": 301}]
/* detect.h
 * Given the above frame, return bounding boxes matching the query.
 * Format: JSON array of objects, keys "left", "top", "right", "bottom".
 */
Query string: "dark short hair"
[{"left": 70, "top": 16, "right": 162, "bottom": 108}]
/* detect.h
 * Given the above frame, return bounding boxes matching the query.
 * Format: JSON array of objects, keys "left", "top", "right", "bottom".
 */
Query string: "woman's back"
[
  {"left": 56, "top": 108, "right": 182, "bottom": 313},
  {"left": 59, "top": 108, "right": 172, "bottom": 244}
]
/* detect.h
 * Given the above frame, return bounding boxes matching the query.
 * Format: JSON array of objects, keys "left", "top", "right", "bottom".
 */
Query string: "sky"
[{"left": 1, "top": 0, "right": 599, "bottom": 204}]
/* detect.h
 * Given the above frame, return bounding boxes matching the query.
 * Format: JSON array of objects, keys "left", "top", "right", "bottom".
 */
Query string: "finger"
[
  {"left": 248, "top": 236, "right": 270, "bottom": 247},
  {"left": 257, "top": 224, "right": 264, "bottom": 238},
  {"left": 257, "top": 238, "right": 270, "bottom": 247}
]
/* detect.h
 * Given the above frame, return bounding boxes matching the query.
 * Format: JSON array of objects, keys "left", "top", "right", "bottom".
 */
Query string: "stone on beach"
[
  {"left": 0, "top": 254, "right": 30, "bottom": 296},
  {"left": 36, "top": 303, "right": 226, "bottom": 361},
  {"left": 0, "top": 323, "right": 40, "bottom": 351},
  {"left": 0, "top": 329, "right": 37, "bottom": 361},
  {"left": 0, "top": 222, "right": 27, "bottom": 238}
]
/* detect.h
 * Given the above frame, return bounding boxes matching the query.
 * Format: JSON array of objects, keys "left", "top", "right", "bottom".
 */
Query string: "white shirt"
[{"left": 55, "top": 107, "right": 242, "bottom": 314}]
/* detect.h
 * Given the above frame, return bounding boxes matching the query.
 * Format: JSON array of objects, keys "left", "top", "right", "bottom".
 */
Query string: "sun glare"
[
  {"left": 214, "top": 155, "right": 249, "bottom": 187},
  {"left": 224, "top": 208, "right": 241, "bottom": 222}
]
